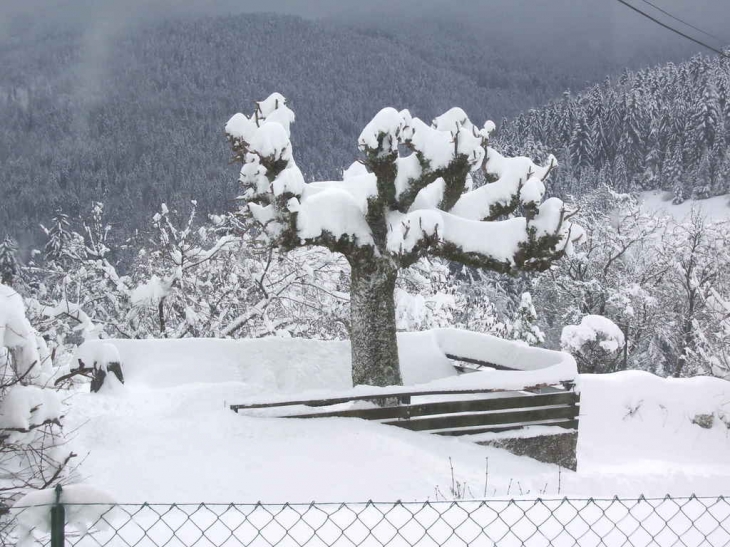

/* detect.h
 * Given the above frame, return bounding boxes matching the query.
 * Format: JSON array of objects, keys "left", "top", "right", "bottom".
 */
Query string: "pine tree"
[
  {"left": 0, "top": 236, "right": 20, "bottom": 286},
  {"left": 557, "top": 91, "right": 575, "bottom": 144},
  {"left": 662, "top": 144, "right": 683, "bottom": 197},
  {"left": 42, "top": 211, "right": 73, "bottom": 263},
  {"left": 510, "top": 292, "right": 545, "bottom": 346},
  {"left": 693, "top": 152, "right": 712, "bottom": 199},
  {"left": 642, "top": 127, "right": 661, "bottom": 190},
  {"left": 621, "top": 90, "right": 646, "bottom": 174},
  {"left": 612, "top": 156, "right": 629, "bottom": 192},
  {"left": 716, "top": 151, "right": 730, "bottom": 195},
  {"left": 694, "top": 82, "right": 722, "bottom": 152},
  {"left": 592, "top": 117, "right": 610, "bottom": 167},
  {"left": 672, "top": 180, "right": 685, "bottom": 205},
  {"left": 569, "top": 116, "right": 593, "bottom": 169}
]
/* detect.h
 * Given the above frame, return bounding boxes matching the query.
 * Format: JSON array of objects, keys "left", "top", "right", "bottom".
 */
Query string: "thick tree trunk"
[{"left": 350, "top": 259, "right": 402, "bottom": 388}]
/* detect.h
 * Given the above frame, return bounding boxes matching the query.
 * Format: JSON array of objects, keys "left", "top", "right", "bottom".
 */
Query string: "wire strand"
[
  {"left": 614, "top": 0, "right": 728, "bottom": 57},
  {"left": 639, "top": 0, "right": 726, "bottom": 44}
]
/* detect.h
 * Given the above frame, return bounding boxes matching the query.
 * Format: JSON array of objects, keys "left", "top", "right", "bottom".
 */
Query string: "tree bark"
[{"left": 349, "top": 258, "right": 402, "bottom": 388}]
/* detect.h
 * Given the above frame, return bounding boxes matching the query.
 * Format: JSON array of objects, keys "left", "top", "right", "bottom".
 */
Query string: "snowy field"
[
  {"left": 62, "top": 333, "right": 730, "bottom": 504},
  {"left": 641, "top": 191, "right": 730, "bottom": 222}
]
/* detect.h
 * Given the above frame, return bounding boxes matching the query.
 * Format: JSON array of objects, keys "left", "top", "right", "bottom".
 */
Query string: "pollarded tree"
[{"left": 225, "top": 93, "right": 584, "bottom": 388}]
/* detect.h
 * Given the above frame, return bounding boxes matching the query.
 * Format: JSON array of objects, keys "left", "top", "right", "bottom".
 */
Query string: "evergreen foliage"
[{"left": 497, "top": 54, "right": 730, "bottom": 200}]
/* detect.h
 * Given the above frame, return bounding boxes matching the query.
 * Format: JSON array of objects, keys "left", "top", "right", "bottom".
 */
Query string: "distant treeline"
[{"left": 497, "top": 53, "right": 730, "bottom": 202}]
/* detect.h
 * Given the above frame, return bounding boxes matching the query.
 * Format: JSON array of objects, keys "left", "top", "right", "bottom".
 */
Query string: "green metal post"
[{"left": 50, "top": 484, "right": 65, "bottom": 547}]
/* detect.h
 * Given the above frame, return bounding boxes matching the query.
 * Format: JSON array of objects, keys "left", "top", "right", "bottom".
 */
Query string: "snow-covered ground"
[
  {"left": 62, "top": 334, "right": 730, "bottom": 503},
  {"left": 641, "top": 191, "right": 730, "bottom": 222}
]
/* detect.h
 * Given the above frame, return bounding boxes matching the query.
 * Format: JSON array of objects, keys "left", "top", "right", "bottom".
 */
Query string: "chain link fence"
[{"left": 4, "top": 493, "right": 730, "bottom": 546}]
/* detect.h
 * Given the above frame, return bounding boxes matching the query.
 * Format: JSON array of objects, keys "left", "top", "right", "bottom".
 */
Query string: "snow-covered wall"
[{"left": 100, "top": 329, "right": 574, "bottom": 394}]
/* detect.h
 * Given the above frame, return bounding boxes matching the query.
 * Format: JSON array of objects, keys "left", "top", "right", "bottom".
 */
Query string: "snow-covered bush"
[
  {"left": 533, "top": 188, "right": 665, "bottom": 372},
  {"left": 0, "top": 284, "right": 74, "bottom": 513},
  {"left": 72, "top": 341, "right": 125, "bottom": 393},
  {"left": 561, "top": 315, "right": 625, "bottom": 374}
]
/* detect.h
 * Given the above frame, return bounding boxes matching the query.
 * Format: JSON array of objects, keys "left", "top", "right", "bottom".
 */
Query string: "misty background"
[{"left": 2, "top": 0, "right": 729, "bottom": 243}]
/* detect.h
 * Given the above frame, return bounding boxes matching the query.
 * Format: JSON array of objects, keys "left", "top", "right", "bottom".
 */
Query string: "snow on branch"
[{"left": 226, "top": 94, "right": 583, "bottom": 270}]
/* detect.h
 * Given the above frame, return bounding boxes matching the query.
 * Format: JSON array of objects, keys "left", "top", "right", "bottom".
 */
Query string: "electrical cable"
[{"left": 614, "top": 0, "right": 727, "bottom": 57}]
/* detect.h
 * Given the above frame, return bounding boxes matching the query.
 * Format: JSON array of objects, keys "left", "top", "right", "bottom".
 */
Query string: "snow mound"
[
  {"left": 641, "top": 191, "right": 730, "bottom": 222},
  {"left": 578, "top": 371, "right": 730, "bottom": 474},
  {"left": 104, "top": 337, "right": 352, "bottom": 392},
  {"left": 14, "top": 485, "right": 116, "bottom": 547}
]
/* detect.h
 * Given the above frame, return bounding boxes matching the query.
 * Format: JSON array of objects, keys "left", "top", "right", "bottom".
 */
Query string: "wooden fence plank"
[
  {"left": 287, "top": 391, "right": 578, "bottom": 420},
  {"left": 383, "top": 405, "right": 579, "bottom": 432},
  {"left": 230, "top": 384, "right": 559, "bottom": 412},
  {"left": 435, "top": 418, "right": 580, "bottom": 437}
]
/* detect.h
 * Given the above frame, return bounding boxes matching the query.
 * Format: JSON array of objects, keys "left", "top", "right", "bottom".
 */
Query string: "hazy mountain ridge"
[
  {"left": 0, "top": 13, "right": 515, "bottom": 241},
  {"left": 1, "top": 9, "right": 725, "bottom": 242}
]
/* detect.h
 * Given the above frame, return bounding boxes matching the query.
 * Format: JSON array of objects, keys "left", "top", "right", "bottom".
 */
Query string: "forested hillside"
[
  {"left": 0, "top": 13, "right": 591, "bottom": 243},
  {"left": 1, "top": 8, "right": 718, "bottom": 244},
  {"left": 497, "top": 53, "right": 730, "bottom": 201}
]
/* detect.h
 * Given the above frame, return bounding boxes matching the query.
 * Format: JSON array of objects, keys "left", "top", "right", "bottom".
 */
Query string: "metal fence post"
[{"left": 50, "top": 484, "right": 65, "bottom": 547}]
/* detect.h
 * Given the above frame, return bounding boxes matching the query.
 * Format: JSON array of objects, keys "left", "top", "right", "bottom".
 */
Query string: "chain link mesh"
[{"left": 5, "top": 496, "right": 730, "bottom": 546}]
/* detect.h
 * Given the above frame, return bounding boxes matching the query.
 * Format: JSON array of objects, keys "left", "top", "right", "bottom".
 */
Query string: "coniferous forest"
[
  {"left": 497, "top": 53, "right": 730, "bottom": 202},
  {"left": 1, "top": 10, "right": 722, "bottom": 244}
]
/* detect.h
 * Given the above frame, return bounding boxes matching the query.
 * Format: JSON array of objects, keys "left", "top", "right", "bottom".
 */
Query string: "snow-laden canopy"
[
  {"left": 0, "top": 284, "right": 41, "bottom": 379},
  {"left": 226, "top": 93, "right": 584, "bottom": 272}
]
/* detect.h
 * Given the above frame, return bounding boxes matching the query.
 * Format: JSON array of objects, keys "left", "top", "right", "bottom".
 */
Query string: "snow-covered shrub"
[
  {"left": 561, "top": 315, "right": 625, "bottom": 373},
  {"left": 73, "top": 341, "right": 125, "bottom": 393},
  {"left": 0, "top": 284, "right": 74, "bottom": 512}
]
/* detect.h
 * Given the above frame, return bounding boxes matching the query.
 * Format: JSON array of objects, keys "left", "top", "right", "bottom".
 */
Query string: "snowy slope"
[
  {"left": 63, "top": 336, "right": 730, "bottom": 503},
  {"left": 641, "top": 191, "right": 730, "bottom": 222}
]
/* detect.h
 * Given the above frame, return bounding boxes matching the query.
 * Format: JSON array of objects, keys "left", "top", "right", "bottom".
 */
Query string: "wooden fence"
[{"left": 231, "top": 382, "right": 579, "bottom": 438}]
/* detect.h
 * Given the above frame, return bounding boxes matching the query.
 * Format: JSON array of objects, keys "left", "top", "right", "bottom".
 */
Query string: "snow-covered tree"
[
  {"left": 41, "top": 211, "right": 74, "bottom": 264},
  {"left": 225, "top": 93, "right": 584, "bottom": 388},
  {"left": 653, "top": 213, "right": 730, "bottom": 377},
  {"left": 694, "top": 82, "right": 723, "bottom": 152},
  {"left": 569, "top": 116, "right": 593, "bottom": 169},
  {"left": 533, "top": 187, "right": 666, "bottom": 371},
  {"left": 509, "top": 292, "right": 544, "bottom": 345},
  {"left": 0, "top": 237, "right": 21, "bottom": 286}
]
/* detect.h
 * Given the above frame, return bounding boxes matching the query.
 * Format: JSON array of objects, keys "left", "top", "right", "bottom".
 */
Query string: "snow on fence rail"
[
  {"left": 228, "top": 329, "right": 581, "bottom": 469},
  {"left": 230, "top": 385, "right": 580, "bottom": 437},
  {"left": 7, "top": 492, "right": 730, "bottom": 547}
]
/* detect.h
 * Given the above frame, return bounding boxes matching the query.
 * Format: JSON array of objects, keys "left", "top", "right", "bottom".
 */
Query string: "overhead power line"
[
  {"left": 639, "top": 0, "right": 726, "bottom": 45},
  {"left": 614, "top": 0, "right": 728, "bottom": 57}
]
